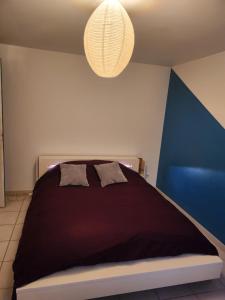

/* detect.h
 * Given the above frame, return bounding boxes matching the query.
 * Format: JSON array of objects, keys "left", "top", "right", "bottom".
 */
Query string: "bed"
[{"left": 14, "top": 155, "right": 223, "bottom": 300}]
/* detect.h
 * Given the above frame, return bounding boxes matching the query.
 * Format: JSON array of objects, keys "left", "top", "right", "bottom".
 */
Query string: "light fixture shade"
[{"left": 84, "top": 0, "right": 135, "bottom": 78}]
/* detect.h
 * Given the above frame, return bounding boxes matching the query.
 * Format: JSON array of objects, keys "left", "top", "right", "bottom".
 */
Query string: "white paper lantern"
[{"left": 84, "top": 0, "right": 135, "bottom": 78}]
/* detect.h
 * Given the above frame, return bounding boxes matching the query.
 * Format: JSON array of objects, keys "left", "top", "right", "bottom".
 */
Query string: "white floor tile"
[
  {"left": 0, "top": 288, "right": 13, "bottom": 300},
  {"left": 16, "top": 210, "right": 27, "bottom": 224},
  {"left": 0, "top": 212, "right": 18, "bottom": 225},
  {"left": 120, "top": 290, "right": 158, "bottom": 300},
  {"left": 221, "top": 276, "right": 225, "bottom": 287},
  {"left": 156, "top": 284, "right": 193, "bottom": 300},
  {"left": 4, "top": 241, "right": 19, "bottom": 261},
  {"left": 0, "top": 242, "right": 8, "bottom": 261},
  {"left": 0, "top": 226, "right": 14, "bottom": 241},
  {"left": 21, "top": 199, "right": 31, "bottom": 212},
  {"left": 5, "top": 196, "right": 17, "bottom": 202},
  {"left": 0, "top": 200, "right": 22, "bottom": 212},
  {"left": 190, "top": 280, "right": 225, "bottom": 294},
  {"left": 17, "top": 195, "right": 28, "bottom": 202},
  {"left": 11, "top": 224, "right": 23, "bottom": 241},
  {"left": 0, "top": 262, "right": 14, "bottom": 288},
  {"left": 197, "top": 289, "right": 225, "bottom": 299}
]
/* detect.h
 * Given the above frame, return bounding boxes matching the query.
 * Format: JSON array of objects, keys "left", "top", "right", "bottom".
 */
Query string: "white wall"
[
  {"left": 0, "top": 44, "right": 170, "bottom": 191},
  {"left": 174, "top": 50, "right": 225, "bottom": 129}
]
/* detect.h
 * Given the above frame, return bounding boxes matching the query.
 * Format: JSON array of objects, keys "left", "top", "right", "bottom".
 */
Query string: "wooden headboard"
[{"left": 37, "top": 155, "right": 144, "bottom": 179}]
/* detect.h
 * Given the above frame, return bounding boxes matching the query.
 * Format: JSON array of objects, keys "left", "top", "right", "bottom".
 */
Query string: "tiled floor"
[
  {"left": 0, "top": 196, "right": 225, "bottom": 300},
  {"left": 0, "top": 195, "right": 29, "bottom": 300}
]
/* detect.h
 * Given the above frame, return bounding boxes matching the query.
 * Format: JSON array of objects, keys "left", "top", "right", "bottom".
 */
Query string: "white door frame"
[{"left": 0, "top": 61, "right": 5, "bottom": 207}]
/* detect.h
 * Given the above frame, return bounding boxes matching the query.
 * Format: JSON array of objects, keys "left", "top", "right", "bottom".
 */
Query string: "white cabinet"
[{"left": 0, "top": 63, "right": 5, "bottom": 207}]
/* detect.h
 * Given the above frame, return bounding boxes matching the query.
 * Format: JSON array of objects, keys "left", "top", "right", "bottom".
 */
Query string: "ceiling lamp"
[{"left": 84, "top": 0, "right": 135, "bottom": 78}]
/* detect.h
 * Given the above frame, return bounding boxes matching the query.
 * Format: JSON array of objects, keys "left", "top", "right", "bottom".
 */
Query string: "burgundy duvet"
[{"left": 13, "top": 160, "right": 217, "bottom": 293}]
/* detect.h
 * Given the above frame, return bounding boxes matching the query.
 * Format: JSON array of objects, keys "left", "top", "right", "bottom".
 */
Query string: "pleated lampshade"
[{"left": 84, "top": 0, "right": 135, "bottom": 78}]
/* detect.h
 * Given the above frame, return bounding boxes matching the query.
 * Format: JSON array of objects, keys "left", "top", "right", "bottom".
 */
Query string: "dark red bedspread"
[{"left": 13, "top": 161, "right": 217, "bottom": 291}]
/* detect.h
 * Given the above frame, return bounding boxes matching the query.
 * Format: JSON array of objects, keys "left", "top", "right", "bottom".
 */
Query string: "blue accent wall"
[{"left": 157, "top": 70, "right": 225, "bottom": 244}]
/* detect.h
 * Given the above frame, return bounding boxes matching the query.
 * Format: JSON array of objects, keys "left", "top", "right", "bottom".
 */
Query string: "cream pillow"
[
  {"left": 94, "top": 162, "right": 128, "bottom": 187},
  {"left": 60, "top": 164, "right": 89, "bottom": 187}
]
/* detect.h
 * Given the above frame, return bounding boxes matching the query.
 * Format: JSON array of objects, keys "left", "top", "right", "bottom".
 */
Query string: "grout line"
[
  {"left": 194, "top": 290, "right": 225, "bottom": 299},
  {"left": 0, "top": 195, "right": 29, "bottom": 288},
  {"left": 220, "top": 276, "right": 225, "bottom": 288},
  {"left": 0, "top": 225, "right": 14, "bottom": 243},
  {"left": 0, "top": 198, "right": 24, "bottom": 213},
  {"left": 155, "top": 291, "right": 160, "bottom": 300},
  {"left": 195, "top": 293, "right": 202, "bottom": 299},
  {"left": 2, "top": 196, "right": 26, "bottom": 263},
  {"left": 192, "top": 288, "right": 225, "bottom": 299}
]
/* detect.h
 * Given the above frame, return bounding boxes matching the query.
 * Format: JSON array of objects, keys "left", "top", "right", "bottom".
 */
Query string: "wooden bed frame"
[{"left": 16, "top": 155, "right": 223, "bottom": 300}]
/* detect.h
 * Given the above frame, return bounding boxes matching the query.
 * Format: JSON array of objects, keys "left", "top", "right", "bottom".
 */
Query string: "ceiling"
[{"left": 0, "top": 0, "right": 225, "bottom": 66}]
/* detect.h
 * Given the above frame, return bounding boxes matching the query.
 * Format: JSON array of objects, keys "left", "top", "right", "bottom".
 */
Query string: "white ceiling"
[{"left": 0, "top": 0, "right": 225, "bottom": 66}]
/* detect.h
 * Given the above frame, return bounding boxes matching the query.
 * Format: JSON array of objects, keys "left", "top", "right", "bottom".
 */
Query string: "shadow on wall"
[{"left": 157, "top": 70, "right": 225, "bottom": 244}]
